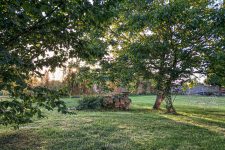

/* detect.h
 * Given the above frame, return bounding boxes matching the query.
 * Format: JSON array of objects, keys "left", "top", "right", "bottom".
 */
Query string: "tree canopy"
[
  {"left": 205, "top": 2, "right": 225, "bottom": 87},
  {"left": 0, "top": 0, "right": 118, "bottom": 126}
]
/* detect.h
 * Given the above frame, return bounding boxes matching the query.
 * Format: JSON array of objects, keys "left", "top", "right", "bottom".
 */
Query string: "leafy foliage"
[
  {"left": 0, "top": 0, "right": 118, "bottom": 126},
  {"left": 77, "top": 96, "right": 104, "bottom": 110},
  {"left": 0, "top": 87, "right": 67, "bottom": 127},
  {"left": 205, "top": 3, "right": 225, "bottom": 87}
]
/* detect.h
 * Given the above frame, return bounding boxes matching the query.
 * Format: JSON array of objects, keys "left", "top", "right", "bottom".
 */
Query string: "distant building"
[{"left": 185, "top": 84, "right": 220, "bottom": 95}]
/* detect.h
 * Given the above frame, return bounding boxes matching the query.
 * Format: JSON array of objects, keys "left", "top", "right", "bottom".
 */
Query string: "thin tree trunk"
[
  {"left": 219, "top": 86, "right": 222, "bottom": 96},
  {"left": 153, "top": 92, "right": 165, "bottom": 109},
  {"left": 165, "top": 91, "right": 177, "bottom": 114}
]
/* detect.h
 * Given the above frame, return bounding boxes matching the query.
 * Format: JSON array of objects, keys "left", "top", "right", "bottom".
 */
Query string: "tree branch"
[{"left": 5, "top": 1, "right": 64, "bottom": 46}]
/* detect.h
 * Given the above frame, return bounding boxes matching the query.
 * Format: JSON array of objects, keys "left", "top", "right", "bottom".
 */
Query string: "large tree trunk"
[
  {"left": 153, "top": 76, "right": 165, "bottom": 109},
  {"left": 153, "top": 92, "right": 165, "bottom": 109},
  {"left": 153, "top": 79, "right": 177, "bottom": 114}
]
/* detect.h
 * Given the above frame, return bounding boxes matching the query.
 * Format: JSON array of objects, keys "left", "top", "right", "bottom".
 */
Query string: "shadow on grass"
[
  {"left": 43, "top": 114, "right": 225, "bottom": 150},
  {"left": 130, "top": 108, "right": 153, "bottom": 113},
  {"left": 161, "top": 110, "right": 225, "bottom": 139},
  {"left": 178, "top": 112, "right": 225, "bottom": 128},
  {"left": 0, "top": 130, "right": 41, "bottom": 150},
  {"left": 76, "top": 107, "right": 161, "bottom": 115},
  {"left": 1, "top": 106, "right": 225, "bottom": 150}
]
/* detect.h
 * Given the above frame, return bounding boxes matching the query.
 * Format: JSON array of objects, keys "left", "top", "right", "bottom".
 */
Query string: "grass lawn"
[{"left": 1, "top": 95, "right": 225, "bottom": 150}]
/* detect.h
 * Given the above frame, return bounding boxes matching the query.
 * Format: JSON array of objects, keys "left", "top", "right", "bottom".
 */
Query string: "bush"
[
  {"left": 76, "top": 95, "right": 132, "bottom": 110},
  {"left": 77, "top": 96, "right": 104, "bottom": 110}
]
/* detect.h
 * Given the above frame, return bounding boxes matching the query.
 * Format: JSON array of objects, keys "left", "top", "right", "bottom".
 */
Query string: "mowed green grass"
[{"left": 1, "top": 95, "right": 225, "bottom": 150}]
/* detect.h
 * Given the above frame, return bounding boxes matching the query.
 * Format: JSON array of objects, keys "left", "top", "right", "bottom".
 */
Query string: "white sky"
[{"left": 49, "top": 68, "right": 65, "bottom": 81}]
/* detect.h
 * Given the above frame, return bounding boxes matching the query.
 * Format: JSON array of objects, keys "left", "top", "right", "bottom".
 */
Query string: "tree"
[
  {"left": 63, "top": 60, "right": 96, "bottom": 96},
  {"left": 205, "top": 2, "right": 225, "bottom": 88},
  {"left": 205, "top": 72, "right": 225, "bottom": 88},
  {"left": 0, "top": 0, "right": 118, "bottom": 126},
  {"left": 106, "top": 0, "right": 214, "bottom": 113}
]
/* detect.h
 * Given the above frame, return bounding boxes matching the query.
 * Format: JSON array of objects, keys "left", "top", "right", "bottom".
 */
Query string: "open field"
[{"left": 1, "top": 95, "right": 225, "bottom": 150}]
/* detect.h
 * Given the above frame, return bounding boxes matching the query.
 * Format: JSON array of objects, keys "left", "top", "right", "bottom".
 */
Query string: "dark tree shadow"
[
  {"left": 1, "top": 105, "right": 225, "bottom": 150},
  {"left": 0, "top": 130, "right": 41, "bottom": 150}
]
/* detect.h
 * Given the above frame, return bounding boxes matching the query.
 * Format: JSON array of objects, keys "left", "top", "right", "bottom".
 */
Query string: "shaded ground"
[{"left": 1, "top": 95, "right": 225, "bottom": 150}]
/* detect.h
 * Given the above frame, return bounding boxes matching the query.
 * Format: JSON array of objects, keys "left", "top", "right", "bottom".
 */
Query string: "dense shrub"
[
  {"left": 77, "top": 96, "right": 104, "bottom": 110},
  {"left": 76, "top": 95, "right": 132, "bottom": 110}
]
